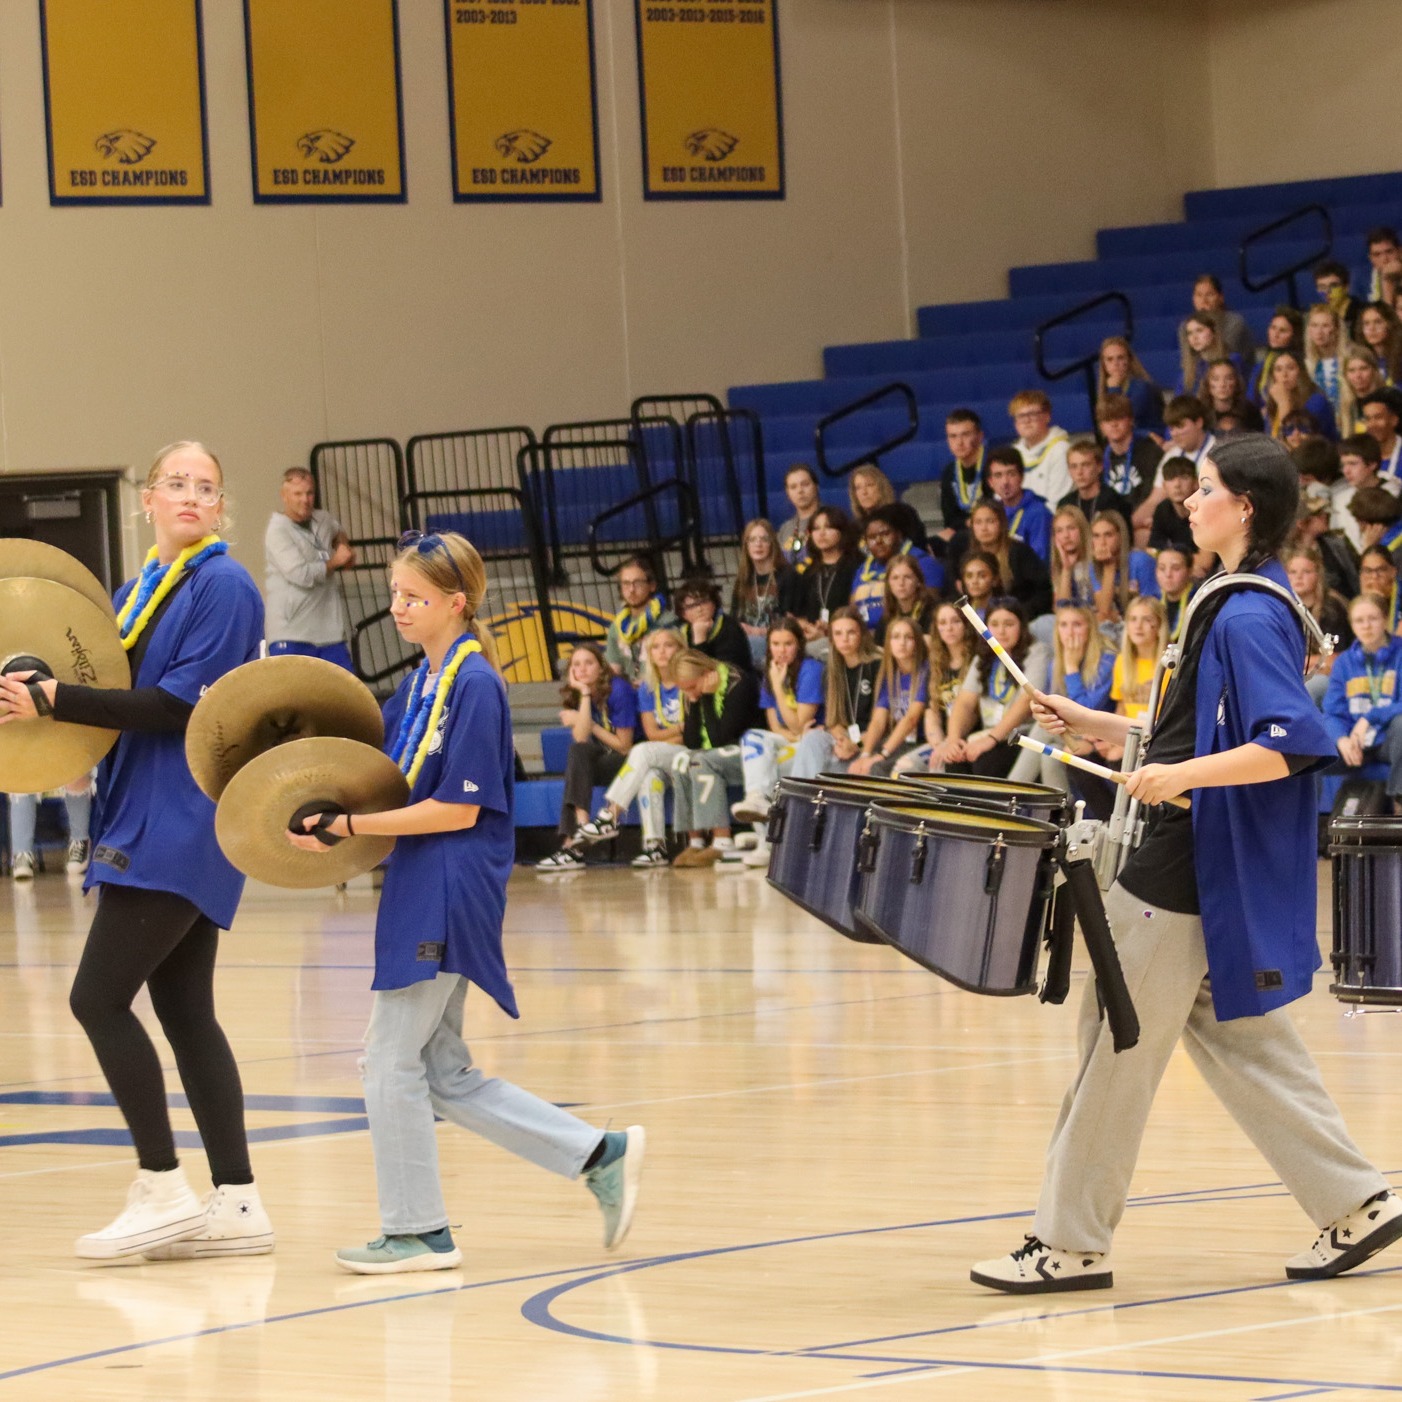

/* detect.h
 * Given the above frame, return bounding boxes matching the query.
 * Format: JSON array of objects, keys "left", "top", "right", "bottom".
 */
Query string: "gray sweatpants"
[{"left": 1035, "top": 883, "right": 1387, "bottom": 1254}]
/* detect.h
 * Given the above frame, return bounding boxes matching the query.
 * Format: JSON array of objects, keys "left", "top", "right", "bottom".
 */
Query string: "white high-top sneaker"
[
  {"left": 144, "top": 1182, "right": 275, "bottom": 1260},
  {"left": 75, "top": 1167, "right": 206, "bottom": 1260}
]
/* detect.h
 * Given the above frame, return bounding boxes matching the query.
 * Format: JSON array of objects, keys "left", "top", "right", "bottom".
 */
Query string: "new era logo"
[
  {"left": 1269, "top": 724, "right": 1287, "bottom": 738},
  {"left": 463, "top": 780, "right": 479, "bottom": 793}
]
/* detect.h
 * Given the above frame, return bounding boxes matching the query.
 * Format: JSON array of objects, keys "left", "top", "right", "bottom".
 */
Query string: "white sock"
[
  {"left": 689, "top": 837, "right": 705, "bottom": 849},
  {"left": 714, "top": 836, "right": 735, "bottom": 850}
]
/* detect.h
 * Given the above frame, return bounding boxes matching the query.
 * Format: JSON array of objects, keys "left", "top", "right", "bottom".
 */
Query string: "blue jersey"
[
  {"left": 638, "top": 679, "right": 682, "bottom": 728},
  {"left": 877, "top": 664, "right": 930, "bottom": 720},
  {"left": 1062, "top": 651, "right": 1116, "bottom": 712},
  {"left": 601, "top": 675, "right": 639, "bottom": 734},
  {"left": 87, "top": 554, "right": 263, "bottom": 928},
  {"left": 759, "top": 656, "right": 825, "bottom": 714},
  {"left": 1322, "top": 636, "right": 1402, "bottom": 740},
  {"left": 375, "top": 651, "right": 517, "bottom": 1008},
  {"left": 1003, "top": 491, "right": 1053, "bottom": 564}
]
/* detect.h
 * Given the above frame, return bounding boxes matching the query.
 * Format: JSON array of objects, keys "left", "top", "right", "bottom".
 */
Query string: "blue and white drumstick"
[
  {"left": 1016, "top": 735, "right": 1192, "bottom": 811},
  {"left": 956, "top": 596, "right": 1036, "bottom": 696}
]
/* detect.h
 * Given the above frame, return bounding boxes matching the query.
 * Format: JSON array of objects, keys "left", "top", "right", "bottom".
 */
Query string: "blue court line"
[
  {"left": 1253, "top": 1390, "right": 1338, "bottom": 1401},
  {"left": 0, "top": 962, "right": 929, "bottom": 975},
  {"left": 0, "top": 1091, "right": 367, "bottom": 1113},
  {"left": 0, "top": 1119, "right": 370, "bottom": 1149}
]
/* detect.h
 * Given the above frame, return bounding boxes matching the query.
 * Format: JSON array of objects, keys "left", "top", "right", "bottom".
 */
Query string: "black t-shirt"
[
  {"left": 842, "top": 659, "right": 881, "bottom": 733},
  {"left": 1149, "top": 499, "right": 1196, "bottom": 555},
  {"left": 795, "top": 556, "right": 859, "bottom": 623}
]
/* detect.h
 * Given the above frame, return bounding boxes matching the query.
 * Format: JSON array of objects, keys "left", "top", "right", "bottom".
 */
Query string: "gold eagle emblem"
[
  {"left": 296, "top": 130, "right": 356, "bottom": 164},
  {"left": 494, "top": 130, "right": 552, "bottom": 165},
  {"left": 94, "top": 130, "right": 156, "bottom": 165},
  {"left": 683, "top": 129, "right": 738, "bottom": 162}
]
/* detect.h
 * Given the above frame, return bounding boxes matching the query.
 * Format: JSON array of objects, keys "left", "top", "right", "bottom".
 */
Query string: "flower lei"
[
  {"left": 614, "top": 594, "right": 664, "bottom": 647},
  {"left": 389, "top": 634, "right": 482, "bottom": 788},
  {"left": 115, "top": 535, "right": 227, "bottom": 651}
]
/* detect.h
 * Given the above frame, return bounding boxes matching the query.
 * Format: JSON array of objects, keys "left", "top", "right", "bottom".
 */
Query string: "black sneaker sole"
[
  {"left": 969, "top": 1267, "right": 1113, "bottom": 1294},
  {"left": 1286, "top": 1212, "right": 1402, "bottom": 1279}
]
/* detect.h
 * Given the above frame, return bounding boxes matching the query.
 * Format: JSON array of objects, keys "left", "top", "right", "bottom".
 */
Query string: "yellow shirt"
[{"left": 1111, "top": 654, "right": 1155, "bottom": 721}]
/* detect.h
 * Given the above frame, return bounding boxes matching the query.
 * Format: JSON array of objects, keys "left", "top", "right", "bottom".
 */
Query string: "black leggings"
[{"left": 69, "top": 885, "right": 252, "bottom": 1185}]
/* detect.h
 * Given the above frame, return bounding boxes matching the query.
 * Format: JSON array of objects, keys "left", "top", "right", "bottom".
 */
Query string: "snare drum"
[
  {"left": 853, "top": 802, "right": 1060, "bottom": 995},
  {"left": 1329, "top": 816, "right": 1402, "bottom": 1006},
  {"left": 900, "top": 772, "right": 1070, "bottom": 828},
  {"left": 766, "top": 776, "right": 944, "bottom": 943}
]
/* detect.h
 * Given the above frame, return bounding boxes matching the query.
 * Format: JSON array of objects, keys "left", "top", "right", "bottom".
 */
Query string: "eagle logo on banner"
[
  {"left": 297, "top": 130, "right": 356, "bottom": 164},
  {"left": 95, "top": 130, "right": 156, "bottom": 165},
  {"left": 684, "top": 129, "right": 739, "bottom": 161},
  {"left": 495, "top": 130, "right": 552, "bottom": 165}
]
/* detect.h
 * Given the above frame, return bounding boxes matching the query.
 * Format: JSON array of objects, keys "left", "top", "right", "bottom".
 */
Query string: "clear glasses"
[{"left": 151, "top": 475, "right": 223, "bottom": 506}]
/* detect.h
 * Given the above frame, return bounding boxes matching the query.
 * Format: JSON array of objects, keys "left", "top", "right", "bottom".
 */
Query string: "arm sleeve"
[
  {"left": 51, "top": 684, "right": 194, "bottom": 734},
  {"left": 265, "top": 516, "right": 328, "bottom": 591},
  {"left": 683, "top": 701, "right": 702, "bottom": 749}
]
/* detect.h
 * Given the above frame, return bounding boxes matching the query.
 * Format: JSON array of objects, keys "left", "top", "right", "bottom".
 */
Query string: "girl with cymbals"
[{"left": 289, "top": 530, "right": 643, "bottom": 1273}]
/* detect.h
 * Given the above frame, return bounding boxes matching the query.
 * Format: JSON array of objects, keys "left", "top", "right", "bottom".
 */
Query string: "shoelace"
[{"left": 1009, "top": 1235, "right": 1048, "bottom": 1261}]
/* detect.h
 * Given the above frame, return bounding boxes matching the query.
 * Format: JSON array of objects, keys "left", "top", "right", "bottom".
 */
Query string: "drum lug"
[
  {"left": 857, "top": 812, "right": 880, "bottom": 873},
  {"left": 767, "top": 802, "right": 787, "bottom": 846},
  {"left": 984, "top": 836, "right": 1007, "bottom": 895},
  {"left": 810, "top": 792, "right": 827, "bottom": 851},
  {"left": 909, "top": 823, "right": 928, "bottom": 884}
]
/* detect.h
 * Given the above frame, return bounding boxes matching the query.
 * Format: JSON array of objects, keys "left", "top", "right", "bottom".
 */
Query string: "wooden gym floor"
[{"left": 2, "top": 863, "right": 1401, "bottom": 1400}]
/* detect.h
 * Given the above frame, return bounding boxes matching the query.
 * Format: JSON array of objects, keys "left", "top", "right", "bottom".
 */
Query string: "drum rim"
[
  {"left": 1328, "top": 815, "right": 1402, "bottom": 842},
  {"left": 866, "top": 800, "right": 1059, "bottom": 844},
  {"left": 774, "top": 775, "right": 944, "bottom": 809},
  {"left": 899, "top": 773, "right": 1064, "bottom": 801}
]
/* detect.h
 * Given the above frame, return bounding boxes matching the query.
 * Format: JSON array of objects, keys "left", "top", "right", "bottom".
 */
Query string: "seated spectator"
[
  {"left": 731, "top": 617, "right": 825, "bottom": 824},
  {"left": 1360, "top": 387, "right": 1402, "bottom": 480},
  {"left": 1178, "top": 311, "right": 1241, "bottom": 397},
  {"left": 1008, "top": 390, "right": 1072, "bottom": 504},
  {"left": 1181, "top": 273, "right": 1256, "bottom": 366},
  {"left": 955, "top": 500, "right": 1051, "bottom": 618},
  {"left": 790, "top": 606, "right": 880, "bottom": 779},
  {"left": 1248, "top": 307, "right": 1305, "bottom": 407},
  {"left": 876, "top": 554, "right": 937, "bottom": 643},
  {"left": 938, "top": 409, "right": 986, "bottom": 541},
  {"left": 1091, "top": 509, "right": 1159, "bottom": 630},
  {"left": 1097, "top": 336, "right": 1165, "bottom": 437},
  {"left": 1305, "top": 303, "right": 1353, "bottom": 418},
  {"left": 792, "top": 505, "right": 860, "bottom": 645},
  {"left": 849, "top": 462, "right": 929, "bottom": 552},
  {"left": 986, "top": 445, "right": 1053, "bottom": 562},
  {"left": 732, "top": 518, "right": 797, "bottom": 666},
  {"left": 1048, "top": 505, "right": 1097, "bottom": 616},
  {"left": 1148, "top": 455, "right": 1199, "bottom": 559},
  {"left": 847, "top": 617, "right": 930, "bottom": 777},
  {"left": 1281, "top": 410, "right": 1326, "bottom": 451},
  {"left": 1323, "top": 592, "right": 1402, "bottom": 809},
  {"left": 1058, "top": 438, "right": 1133, "bottom": 533},
  {"left": 1155, "top": 546, "right": 1196, "bottom": 643},
  {"left": 573, "top": 626, "right": 686, "bottom": 869},
  {"left": 1366, "top": 226, "right": 1402, "bottom": 302},
  {"left": 1355, "top": 302, "right": 1402, "bottom": 386},
  {"left": 1358, "top": 546, "right": 1401, "bottom": 633},
  {"left": 604, "top": 554, "right": 675, "bottom": 682},
  {"left": 1107, "top": 597, "right": 1169, "bottom": 762},
  {"left": 938, "top": 598, "right": 1049, "bottom": 778},
  {"left": 1263, "top": 348, "right": 1338, "bottom": 441},
  {"left": 776, "top": 464, "right": 822, "bottom": 566},
  {"left": 956, "top": 549, "right": 1000, "bottom": 622},
  {"left": 1133, "top": 394, "right": 1216, "bottom": 543},
  {"left": 668, "top": 648, "right": 763, "bottom": 867},
  {"left": 1334, "top": 434, "right": 1400, "bottom": 553},
  {"left": 535, "top": 643, "right": 637, "bottom": 869},
  {"left": 1339, "top": 346, "right": 1386, "bottom": 436},
  {"left": 1351, "top": 485, "right": 1402, "bottom": 562},
  {"left": 1201, "top": 357, "right": 1264, "bottom": 433},
  {"left": 1314, "top": 259, "right": 1362, "bottom": 333},
  {"left": 1293, "top": 477, "right": 1360, "bottom": 601},
  {"left": 1284, "top": 543, "right": 1351, "bottom": 703},
  {"left": 674, "top": 575, "right": 752, "bottom": 674},
  {"left": 7, "top": 782, "right": 92, "bottom": 880},
  {"left": 849, "top": 506, "right": 944, "bottom": 630},
  {"left": 1095, "top": 393, "right": 1162, "bottom": 510},
  {"left": 914, "top": 601, "right": 978, "bottom": 772}
]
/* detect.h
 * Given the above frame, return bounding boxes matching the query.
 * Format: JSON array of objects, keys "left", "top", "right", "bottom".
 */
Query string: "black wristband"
[{"left": 27, "top": 681, "right": 54, "bottom": 718}]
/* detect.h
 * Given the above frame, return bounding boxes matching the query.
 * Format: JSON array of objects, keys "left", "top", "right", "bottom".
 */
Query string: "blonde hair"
[
  {"left": 848, "top": 464, "right": 896, "bottom": 518},
  {"left": 1118, "top": 596, "right": 1167, "bottom": 707},
  {"left": 1051, "top": 604, "right": 1106, "bottom": 691},
  {"left": 393, "top": 531, "right": 500, "bottom": 675},
  {"left": 881, "top": 554, "right": 935, "bottom": 628},
  {"left": 1090, "top": 509, "right": 1133, "bottom": 617},
  {"left": 824, "top": 604, "right": 879, "bottom": 729},
  {"left": 1179, "top": 311, "right": 1226, "bottom": 396},
  {"left": 1097, "top": 336, "right": 1152, "bottom": 395},
  {"left": 671, "top": 648, "right": 719, "bottom": 686},
  {"left": 641, "top": 626, "right": 685, "bottom": 693},
  {"left": 144, "top": 440, "right": 232, "bottom": 534},
  {"left": 875, "top": 617, "right": 928, "bottom": 717},
  {"left": 1338, "top": 346, "right": 1382, "bottom": 433},
  {"left": 1008, "top": 389, "right": 1051, "bottom": 416}
]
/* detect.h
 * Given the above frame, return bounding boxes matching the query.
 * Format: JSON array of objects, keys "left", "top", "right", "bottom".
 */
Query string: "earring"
[
  {"left": 144, "top": 511, "right": 152, "bottom": 524},
  {"left": 1241, "top": 515, "right": 1248, "bottom": 524}
]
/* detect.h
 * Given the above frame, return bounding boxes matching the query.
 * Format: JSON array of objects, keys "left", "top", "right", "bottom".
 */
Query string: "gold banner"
[
  {"left": 41, "top": 0, "right": 209, "bottom": 204},
  {"left": 635, "top": 0, "right": 783, "bottom": 200},
  {"left": 447, "top": 0, "right": 600, "bottom": 202},
  {"left": 244, "top": 0, "right": 406, "bottom": 202}
]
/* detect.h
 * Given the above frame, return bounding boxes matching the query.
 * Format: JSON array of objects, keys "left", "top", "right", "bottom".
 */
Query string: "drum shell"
[
  {"left": 900, "top": 773, "right": 1070, "bottom": 828},
  {"left": 1329, "top": 816, "right": 1402, "bottom": 1006},
  {"left": 855, "top": 803, "right": 1058, "bottom": 995}
]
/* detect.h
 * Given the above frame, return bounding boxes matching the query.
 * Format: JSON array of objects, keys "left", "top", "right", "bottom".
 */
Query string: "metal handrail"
[
  {"left": 587, "top": 477, "right": 701, "bottom": 584},
  {"left": 1033, "top": 291, "right": 1133, "bottom": 429},
  {"left": 814, "top": 382, "right": 918, "bottom": 479},
  {"left": 1238, "top": 202, "right": 1332, "bottom": 309}
]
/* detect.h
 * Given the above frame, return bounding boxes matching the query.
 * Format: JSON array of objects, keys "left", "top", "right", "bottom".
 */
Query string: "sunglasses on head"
[{"left": 398, "top": 530, "right": 469, "bottom": 598}]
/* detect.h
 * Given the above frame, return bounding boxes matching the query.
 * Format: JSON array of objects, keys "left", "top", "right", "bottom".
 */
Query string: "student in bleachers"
[
  {"left": 939, "top": 598, "right": 1048, "bottom": 778},
  {"left": 1355, "top": 304, "right": 1402, "bottom": 385},
  {"left": 668, "top": 648, "right": 763, "bottom": 868},
  {"left": 792, "top": 505, "right": 860, "bottom": 648},
  {"left": 1367, "top": 227, "right": 1402, "bottom": 302},
  {"left": 1333, "top": 434, "right": 1400, "bottom": 553},
  {"left": 1305, "top": 304, "right": 1353, "bottom": 420},
  {"left": 1180, "top": 273, "right": 1255, "bottom": 366},
  {"left": 986, "top": 445, "right": 1052, "bottom": 563},
  {"left": 790, "top": 606, "right": 880, "bottom": 779},
  {"left": 1314, "top": 260, "right": 1363, "bottom": 334},
  {"left": 956, "top": 550, "right": 999, "bottom": 622},
  {"left": 849, "top": 506, "right": 944, "bottom": 631},
  {"left": 1350, "top": 487, "right": 1402, "bottom": 564},
  {"left": 913, "top": 601, "right": 977, "bottom": 773},
  {"left": 1359, "top": 388, "right": 1402, "bottom": 480},
  {"left": 1263, "top": 349, "right": 1338, "bottom": 442},
  {"left": 1324, "top": 593, "right": 1402, "bottom": 809},
  {"left": 1338, "top": 347, "right": 1386, "bottom": 436},
  {"left": 1096, "top": 338, "right": 1165, "bottom": 438},
  {"left": 1148, "top": 456, "right": 1200, "bottom": 559},
  {"left": 1091, "top": 509, "right": 1158, "bottom": 631},
  {"left": 1111, "top": 597, "right": 1168, "bottom": 733},
  {"left": 1133, "top": 394, "right": 1216, "bottom": 543},
  {"left": 674, "top": 576, "right": 752, "bottom": 674},
  {"left": 848, "top": 463, "right": 929, "bottom": 553},
  {"left": 1048, "top": 505, "right": 1096, "bottom": 621},
  {"left": 938, "top": 409, "right": 986, "bottom": 542},
  {"left": 1009, "top": 390, "right": 1073, "bottom": 505},
  {"left": 573, "top": 627, "right": 686, "bottom": 869},
  {"left": 1249, "top": 308, "right": 1305, "bottom": 408},
  {"left": 777, "top": 464, "right": 822, "bottom": 567},
  {"left": 1058, "top": 439, "right": 1133, "bottom": 533},
  {"left": 731, "top": 519, "right": 797, "bottom": 666},
  {"left": 731, "top": 617, "right": 825, "bottom": 824},
  {"left": 846, "top": 617, "right": 929, "bottom": 777},
  {"left": 958, "top": 500, "right": 1051, "bottom": 618},
  {"left": 1096, "top": 394, "right": 1162, "bottom": 511},
  {"left": 1284, "top": 543, "right": 1350, "bottom": 704},
  {"left": 1155, "top": 546, "right": 1197, "bottom": 646},
  {"left": 876, "top": 554, "right": 937, "bottom": 643},
  {"left": 1178, "top": 311, "right": 1240, "bottom": 398},
  {"left": 1292, "top": 477, "right": 1360, "bottom": 602},
  {"left": 535, "top": 643, "right": 637, "bottom": 870},
  {"left": 1202, "top": 359, "right": 1264, "bottom": 433},
  {"left": 604, "top": 555, "right": 675, "bottom": 683},
  {"left": 1357, "top": 546, "right": 1401, "bottom": 634}
]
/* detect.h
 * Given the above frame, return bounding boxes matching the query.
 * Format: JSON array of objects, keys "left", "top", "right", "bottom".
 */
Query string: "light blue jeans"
[
  {"left": 363, "top": 973, "right": 603, "bottom": 1236},
  {"left": 8, "top": 792, "right": 91, "bottom": 857}
]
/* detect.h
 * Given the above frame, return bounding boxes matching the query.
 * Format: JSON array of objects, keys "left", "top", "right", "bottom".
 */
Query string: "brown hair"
[
  {"left": 560, "top": 641, "right": 611, "bottom": 710},
  {"left": 824, "top": 605, "right": 878, "bottom": 729}
]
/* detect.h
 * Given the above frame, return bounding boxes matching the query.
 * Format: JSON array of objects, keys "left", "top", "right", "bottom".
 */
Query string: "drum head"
[
  {"left": 869, "top": 801, "right": 1059, "bottom": 847},
  {"left": 776, "top": 775, "right": 938, "bottom": 811},
  {"left": 902, "top": 773, "right": 1064, "bottom": 804}
]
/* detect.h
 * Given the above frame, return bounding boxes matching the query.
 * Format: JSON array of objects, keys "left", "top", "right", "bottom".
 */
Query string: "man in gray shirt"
[{"left": 264, "top": 466, "right": 357, "bottom": 670}]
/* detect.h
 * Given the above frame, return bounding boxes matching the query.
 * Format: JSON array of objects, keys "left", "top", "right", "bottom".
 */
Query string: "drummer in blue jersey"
[
  {"left": 973, "top": 434, "right": 1402, "bottom": 1294},
  {"left": 0, "top": 442, "right": 270, "bottom": 1260},
  {"left": 287, "top": 530, "right": 644, "bottom": 1274}
]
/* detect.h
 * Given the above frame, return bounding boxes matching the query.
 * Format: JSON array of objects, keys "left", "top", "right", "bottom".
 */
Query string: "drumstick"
[
  {"left": 1016, "top": 735, "right": 1192, "bottom": 810},
  {"left": 956, "top": 597, "right": 1036, "bottom": 697}
]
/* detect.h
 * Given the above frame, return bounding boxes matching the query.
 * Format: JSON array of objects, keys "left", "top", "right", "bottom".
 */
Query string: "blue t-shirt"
[
  {"left": 638, "top": 679, "right": 682, "bottom": 728},
  {"left": 759, "top": 656, "right": 825, "bottom": 713},
  {"left": 876, "top": 664, "right": 930, "bottom": 720},
  {"left": 375, "top": 650, "right": 518, "bottom": 1009},
  {"left": 601, "top": 674, "right": 639, "bottom": 735},
  {"left": 87, "top": 554, "right": 264, "bottom": 929}
]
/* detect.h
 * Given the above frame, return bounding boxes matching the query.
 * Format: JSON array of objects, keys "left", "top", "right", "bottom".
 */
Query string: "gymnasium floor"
[{"left": 3, "top": 864, "right": 1400, "bottom": 1400}]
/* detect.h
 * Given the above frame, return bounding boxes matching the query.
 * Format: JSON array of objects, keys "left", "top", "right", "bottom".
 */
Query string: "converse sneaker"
[
  {"left": 970, "top": 1235, "right": 1113, "bottom": 1294},
  {"left": 336, "top": 1228, "right": 462, "bottom": 1275},
  {"left": 1286, "top": 1190, "right": 1402, "bottom": 1280},
  {"left": 631, "top": 843, "right": 670, "bottom": 868},
  {"left": 575, "top": 811, "right": 621, "bottom": 844},
  {"left": 535, "top": 846, "right": 585, "bottom": 871},
  {"left": 75, "top": 1167, "right": 206, "bottom": 1260},
  {"left": 585, "top": 1126, "right": 645, "bottom": 1250},
  {"left": 730, "top": 793, "right": 771, "bottom": 825},
  {"left": 143, "top": 1182, "right": 275, "bottom": 1260},
  {"left": 66, "top": 839, "right": 91, "bottom": 874},
  {"left": 11, "top": 852, "right": 35, "bottom": 882}
]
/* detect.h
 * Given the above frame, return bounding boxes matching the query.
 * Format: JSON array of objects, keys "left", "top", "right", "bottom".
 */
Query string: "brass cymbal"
[
  {"left": 0, "top": 538, "right": 114, "bottom": 618},
  {"left": 186, "top": 655, "right": 385, "bottom": 801},
  {"left": 0, "top": 577, "right": 129, "bottom": 794},
  {"left": 214, "top": 736, "right": 408, "bottom": 889}
]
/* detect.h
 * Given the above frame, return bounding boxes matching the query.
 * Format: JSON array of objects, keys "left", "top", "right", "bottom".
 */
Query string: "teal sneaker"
[
  {"left": 584, "top": 1125, "right": 645, "bottom": 1250},
  {"left": 334, "top": 1230, "right": 463, "bottom": 1275}
]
